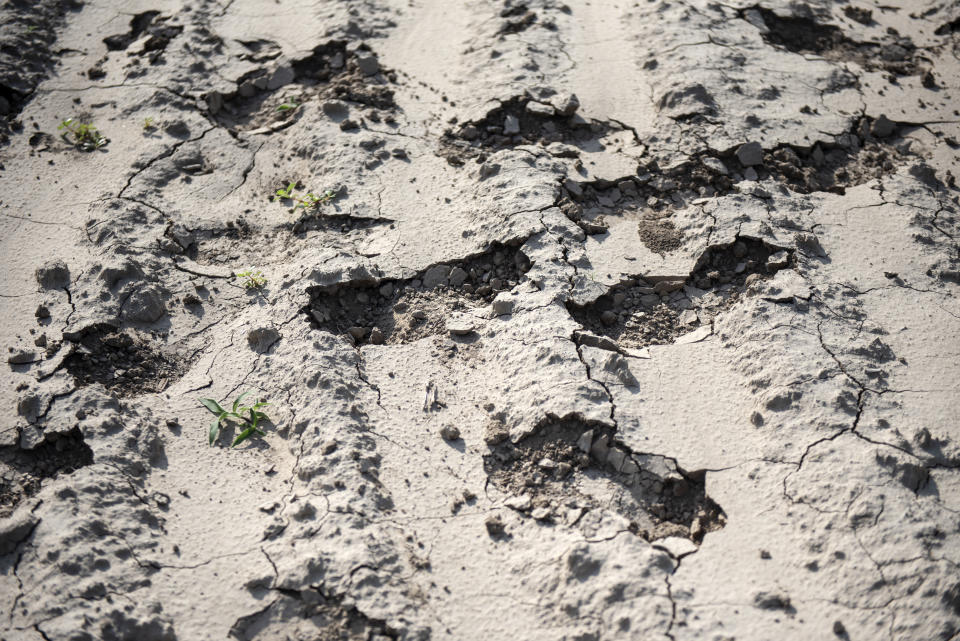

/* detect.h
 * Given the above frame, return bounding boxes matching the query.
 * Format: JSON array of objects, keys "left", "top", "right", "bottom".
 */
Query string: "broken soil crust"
[
  {"left": 0, "top": 427, "right": 92, "bottom": 518},
  {"left": 569, "top": 238, "right": 791, "bottom": 348},
  {"left": 62, "top": 325, "right": 185, "bottom": 397},
  {"left": 305, "top": 243, "right": 531, "bottom": 344},
  {"left": 484, "top": 419, "right": 725, "bottom": 542},
  {"left": 214, "top": 40, "right": 397, "bottom": 132}
]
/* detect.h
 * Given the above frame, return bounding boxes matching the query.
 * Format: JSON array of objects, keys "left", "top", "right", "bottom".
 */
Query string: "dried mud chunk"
[
  {"left": 63, "top": 325, "right": 185, "bottom": 397},
  {"left": 484, "top": 420, "right": 725, "bottom": 542},
  {"left": 36, "top": 259, "right": 70, "bottom": 289},
  {"left": 569, "top": 238, "right": 791, "bottom": 349}
]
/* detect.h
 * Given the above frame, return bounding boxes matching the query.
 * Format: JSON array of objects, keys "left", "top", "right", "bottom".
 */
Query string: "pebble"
[
  {"left": 503, "top": 114, "right": 520, "bottom": 135},
  {"left": 36, "top": 259, "right": 70, "bottom": 289},
  {"left": 492, "top": 297, "right": 514, "bottom": 316},
  {"left": 369, "top": 328, "right": 385, "bottom": 344},
  {"left": 347, "top": 326, "right": 368, "bottom": 340},
  {"left": 557, "top": 93, "right": 580, "bottom": 116},
  {"left": 600, "top": 310, "right": 617, "bottom": 325},
  {"left": 355, "top": 53, "right": 379, "bottom": 76},
  {"left": 872, "top": 114, "right": 896, "bottom": 138},
  {"left": 505, "top": 495, "right": 532, "bottom": 511},
  {"left": 735, "top": 141, "right": 764, "bottom": 166},
  {"left": 484, "top": 515, "right": 505, "bottom": 537},
  {"left": 440, "top": 425, "right": 461, "bottom": 441}
]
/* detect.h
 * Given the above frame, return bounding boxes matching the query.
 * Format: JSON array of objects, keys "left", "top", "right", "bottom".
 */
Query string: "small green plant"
[
  {"left": 58, "top": 118, "right": 107, "bottom": 151},
  {"left": 26, "top": 25, "right": 38, "bottom": 33},
  {"left": 236, "top": 269, "right": 266, "bottom": 289},
  {"left": 142, "top": 117, "right": 155, "bottom": 130},
  {"left": 200, "top": 392, "right": 271, "bottom": 447},
  {"left": 275, "top": 181, "right": 297, "bottom": 199},
  {"left": 276, "top": 101, "right": 300, "bottom": 112},
  {"left": 274, "top": 181, "right": 336, "bottom": 212}
]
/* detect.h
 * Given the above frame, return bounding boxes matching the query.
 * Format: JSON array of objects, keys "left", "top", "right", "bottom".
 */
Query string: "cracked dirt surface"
[{"left": 1, "top": 0, "right": 959, "bottom": 640}]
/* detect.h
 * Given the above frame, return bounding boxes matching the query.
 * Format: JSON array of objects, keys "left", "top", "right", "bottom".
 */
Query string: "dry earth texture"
[{"left": 2, "top": 0, "right": 960, "bottom": 639}]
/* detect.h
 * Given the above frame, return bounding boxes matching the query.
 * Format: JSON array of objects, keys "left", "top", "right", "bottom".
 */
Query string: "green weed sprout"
[
  {"left": 236, "top": 269, "right": 266, "bottom": 288},
  {"left": 142, "top": 117, "right": 155, "bottom": 131},
  {"left": 200, "top": 392, "right": 271, "bottom": 447},
  {"left": 58, "top": 118, "right": 108, "bottom": 151},
  {"left": 275, "top": 181, "right": 336, "bottom": 212},
  {"left": 276, "top": 101, "right": 300, "bottom": 112}
]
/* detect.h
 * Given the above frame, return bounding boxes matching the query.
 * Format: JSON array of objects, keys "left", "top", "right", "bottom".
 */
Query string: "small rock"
[
  {"left": 557, "top": 93, "right": 580, "bottom": 116},
  {"left": 35, "top": 304, "right": 50, "bottom": 319},
  {"left": 479, "top": 162, "right": 500, "bottom": 179},
  {"left": 379, "top": 282, "right": 395, "bottom": 297},
  {"left": 267, "top": 63, "right": 294, "bottom": 89},
  {"left": 484, "top": 515, "right": 506, "bottom": 537},
  {"left": 871, "top": 114, "right": 896, "bottom": 138},
  {"left": 347, "top": 326, "right": 368, "bottom": 340},
  {"left": 492, "top": 295, "right": 515, "bottom": 316},
  {"left": 7, "top": 348, "right": 38, "bottom": 364},
  {"left": 767, "top": 251, "right": 790, "bottom": 269},
  {"left": 701, "top": 156, "right": 727, "bottom": 175},
  {"left": 526, "top": 101, "right": 555, "bottom": 116},
  {"left": 505, "top": 495, "right": 532, "bottom": 511},
  {"left": 422, "top": 264, "right": 451, "bottom": 288},
  {"left": 448, "top": 267, "right": 469, "bottom": 287},
  {"left": 600, "top": 310, "right": 617, "bottom": 325},
  {"left": 340, "top": 119, "right": 360, "bottom": 131},
  {"left": 369, "top": 328, "right": 385, "bottom": 345},
  {"left": 440, "top": 425, "right": 461, "bottom": 441},
  {"left": 735, "top": 141, "right": 764, "bottom": 167},
  {"left": 35, "top": 259, "right": 70, "bottom": 289},
  {"left": 460, "top": 124, "right": 479, "bottom": 140},
  {"left": 743, "top": 167, "right": 758, "bottom": 181},
  {"left": 446, "top": 315, "right": 475, "bottom": 336},
  {"left": 411, "top": 309, "right": 427, "bottom": 320},
  {"left": 247, "top": 327, "right": 280, "bottom": 353},
  {"left": 322, "top": 100, "right": 349, "bottom": 119},
  {"left": 503, "top": 114, "right": 520, "bottom": 135},
  {"left": 531, "top": 507, "right": 551, "bottom": 521},
  {"left": 123, "top": 285, "right": 167, "bottom": 323},
  {"left": 355, "top": 53, "right": 379, "bottom": 76},
  {"left": 576, "top": 429, "right": 594, "bottom": 453}
]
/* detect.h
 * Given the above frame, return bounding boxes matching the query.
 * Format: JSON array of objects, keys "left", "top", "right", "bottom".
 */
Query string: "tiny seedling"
[
  {"left": 236, "top": 269, "right": 266, "bottom": 289},
  {"left": 276, "top": 101, "right": 300, "bottom": 112},
  {"left": 142, "top": 117, "right": 155, "bottom": 131},
  {"left": 26, "top": 25, "right": 38, "bottom": 33},
  {"left": 275, "top": 181, "right": 336, "bottom": 212},
  {"left": 275, "top": 181, "right": 297, "bottom": 200},
  {"left": 200, "top": 392, "right": 272, "bottom": 447},
  {"left": 58, "top": 118, "right": 108, "bottom": 151}
]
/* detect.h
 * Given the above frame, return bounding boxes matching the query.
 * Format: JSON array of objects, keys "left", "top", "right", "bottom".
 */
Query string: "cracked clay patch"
[
  {"left": 230, "top": 588, "right": 397, "bottom": 641},
  {"left": 62, "top": 325, "right": 186, "bottom": 397},
  {"left": 306, "top": 243, "right": 531, "bottom": 345},
  {"left": 484, "top": 419, "right": 725, "bottom": 542},
  {"left": 0, "top": 427, "right": 93, "bottom": 518},
  {"left": 568, "top": 238, "right": 791, "bottom": 349}
]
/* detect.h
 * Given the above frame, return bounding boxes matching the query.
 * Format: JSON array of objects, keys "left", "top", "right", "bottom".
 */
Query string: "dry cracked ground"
[{"left": 1, "top": 0, "right": 959, "bottom": 639}]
